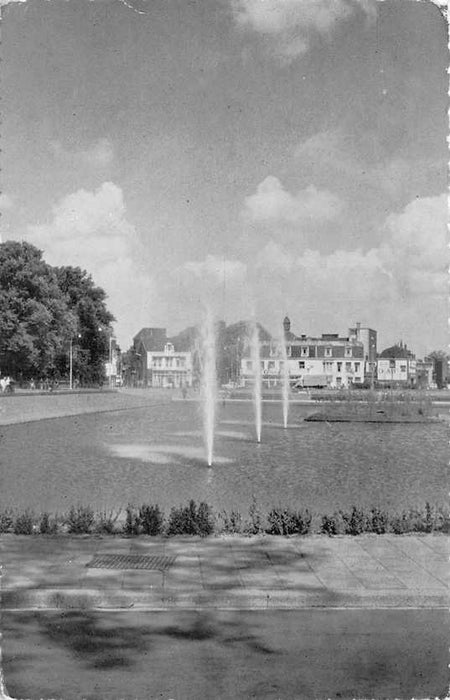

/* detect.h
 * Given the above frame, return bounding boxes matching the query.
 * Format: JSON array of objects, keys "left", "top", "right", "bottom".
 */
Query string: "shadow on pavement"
[{"left": 2, "top": 609, "right": 449, "bottom": 700}]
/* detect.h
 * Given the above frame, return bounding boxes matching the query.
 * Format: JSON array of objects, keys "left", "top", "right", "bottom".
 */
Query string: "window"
[
  {"left": 246, "top": 360, "right": 253, "bottom": 371},
  {"left": 301, "top": 347, "right": 308, "bottom": 357},
  {"left": 345, "top": 362, "right": 352, "bottom": 372},
  {"left": 298, "top": 361, "right": 305, "bottom": 370},
  {"left": 355, "top": 362, "right": 360, "bottom": 372},
  {"left": 345, "top": 347, "right": 352, "bottom": 357},
  {"left": 400, "top": 364, "right": 407, "bottom": 372},
  {"left": 268, "top": 361, "right": 275, "bottom": 370},
  {"left": 337, "top": 362, "right": 342, "bottom": 372},
  {"left": 323, "top": 362, "right": 333, "bottom": 373},
  {"left": 324, "top": 348, "right": 332, "bottom": 357}
]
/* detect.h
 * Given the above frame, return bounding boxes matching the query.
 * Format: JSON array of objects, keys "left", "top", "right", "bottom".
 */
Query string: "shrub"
[
  {"left": 95, "top": 509, "right": 121, "bottom": 535},
  {"left": 167, "top": 500, "right": 214, "bottom": 536},
  {"left": 139, "top": 504, "right": 164, "bottom": 536},
  {"left": 369, "top": 508, "right": 389, "bottom": 534},
  {"left": 0, "top": 509, "right": 14, "bottom": 533},
  {"left": 13, "top": 510, "right": 35, "bottom": 535},
  {"left": 39, "top": 512, "right": 59, "bottom": 535},
  {"left": 124, "top": 505, "right": 140, "bottom": 536},
  {"left": 342, "top": 506, "right": 369, "bottom": 535},
  {"left": 196, "top": 502, "right": 214, "bottom": 536},
  {"left": 245, "top": 496, "right": 265, "bottom": 535},
  {"left": 320, "top": 512, "right": 346, "bottom": 536},
  {"left": 267, "top": 507, "right": 311, "bottom": 535},
  {"left": 394, "top": 503, "right": 446, "bottom": 534},
  {"left": 219, "top": 510, "right": 243, "bottom": 534},
  {"left": 389, "top": 511, "right": 418, "bottom": 534},
  {"left": 66, "top": 505, "right": 95, "bottom": 534}
]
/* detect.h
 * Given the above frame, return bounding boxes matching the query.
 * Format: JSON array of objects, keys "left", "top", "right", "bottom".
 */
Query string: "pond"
[{"left": 0, "top": 400, "right": 446, "bottom": 516}]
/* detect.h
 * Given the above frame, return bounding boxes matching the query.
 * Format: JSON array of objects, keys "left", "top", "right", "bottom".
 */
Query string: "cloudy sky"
[{"left": 1, "top": 0, "right": 447, "bottom": 356}]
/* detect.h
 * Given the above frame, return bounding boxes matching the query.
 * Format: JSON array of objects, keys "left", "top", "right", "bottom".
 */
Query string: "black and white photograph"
[{"left": 0, "top": 0, "right": 448, "bottom": 698}]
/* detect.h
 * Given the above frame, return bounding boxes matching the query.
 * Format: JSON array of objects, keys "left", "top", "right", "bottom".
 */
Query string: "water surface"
[{"left": 0, "top": 401, "right": 446, "bottom": 515}]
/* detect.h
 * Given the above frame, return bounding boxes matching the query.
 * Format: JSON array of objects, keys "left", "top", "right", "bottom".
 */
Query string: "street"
[{"left": 2, "top": 609, "right": 448, "bottom": 700}]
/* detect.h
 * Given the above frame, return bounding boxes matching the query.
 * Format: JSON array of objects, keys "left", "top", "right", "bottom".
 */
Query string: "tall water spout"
[
  {"left": 250, "top": 321, "right": 262, "bottom": 443},
  {"left": 280, "top": 330, "right": 290, "bottom": 428},
  {"left": 200, "top": 309, "right": 217, "bottom": 466}
]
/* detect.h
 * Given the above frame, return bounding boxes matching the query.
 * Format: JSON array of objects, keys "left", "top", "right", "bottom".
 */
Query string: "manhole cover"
[{"left": 87, "top": 554, "right": 177, "bottom": 571}]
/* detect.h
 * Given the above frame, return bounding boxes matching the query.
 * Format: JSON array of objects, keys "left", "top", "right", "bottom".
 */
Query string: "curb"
[{"left": 2, "top": 587, "right": 448, "bottom": 612}]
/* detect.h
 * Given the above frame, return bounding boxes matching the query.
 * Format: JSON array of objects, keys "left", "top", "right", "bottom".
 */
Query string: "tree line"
[{"left": 0, "top": 241, "right": 114, "bottom": 385}]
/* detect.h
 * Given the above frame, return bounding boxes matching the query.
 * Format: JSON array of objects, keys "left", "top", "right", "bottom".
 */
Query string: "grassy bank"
[
  {"left": 0, "top": 388, "right": 172, "bottom": 425},
  {"left": 0, "top": 500, "right": 447, "bottom": 537}
]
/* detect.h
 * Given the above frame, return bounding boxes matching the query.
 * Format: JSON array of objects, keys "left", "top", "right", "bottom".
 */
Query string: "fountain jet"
[
  {"left": 250, "top": 321, "right": 262, "bottom": 443},
  {"left": 200, "top": 309, "right": 217, "bottom": 466}
]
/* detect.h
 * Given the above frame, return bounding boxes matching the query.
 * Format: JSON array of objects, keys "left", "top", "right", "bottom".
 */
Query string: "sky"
[{"left": 1, "top": 0, "right": 448, "bottom": 357}]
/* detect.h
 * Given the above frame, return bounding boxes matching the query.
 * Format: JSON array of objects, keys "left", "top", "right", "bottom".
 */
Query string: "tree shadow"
[
  {"left": 3, "top": 608, "right": 279, "bottom": 677},
  {"left": 154, "top": 611, "right": 280, "bottom": 656},
  {"left": 42, "top": 610, "right": 153, "bottom": 668}
]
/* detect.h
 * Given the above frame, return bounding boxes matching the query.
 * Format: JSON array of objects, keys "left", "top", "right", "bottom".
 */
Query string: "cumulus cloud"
[
  {"left": 183, "top": 254, "right": 247, "bottom": 281},
  {"left": 24, "top": 182, "right": 154, "bottom": 347},
  {"left": 381, "top": 193, "right": 448, "bottom": 298},
  {"left": 231, "top": 0, "right": 376, "bottom": 61},
  {"left": 0, "top": 193, "right": 14, "bottom": 211},
  {"left": 51, "top": 138, "right": 114, "bottom": 169},
  {"left": 252, "top": 193, "right": 447, "bottom": 354},
  {"left": 244, "top": 176, "right": 343, "bottom": 224},
  {"left": 294, "top": 129, "right": 445, "bottom": 200},
  {"left": 169, "top": 254, "right": 251, "bottom": 322}
]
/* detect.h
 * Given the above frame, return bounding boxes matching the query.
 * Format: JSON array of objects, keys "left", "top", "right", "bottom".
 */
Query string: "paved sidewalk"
[{"left": 1, "top": 533, "right": 448, "bottom": 611}]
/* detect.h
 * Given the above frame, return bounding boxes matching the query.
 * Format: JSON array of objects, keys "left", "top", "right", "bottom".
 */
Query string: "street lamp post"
[
  {"left": 69, "top": 339, "right": 73, "bottom": 390},
  {"left": 69, "top": 334, "right": 82, "bottom": 390},
  {"left": 109, "top": 335, "right": 114, "bottom": 389}
]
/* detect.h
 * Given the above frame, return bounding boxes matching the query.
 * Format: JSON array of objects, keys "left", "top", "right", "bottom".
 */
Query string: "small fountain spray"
[
  {"left": 200, "top": 309, "right": 217, "bottom": 467},
  {"left": 280, "top": 327, "right": 290, "bottom": 429},
  {"left": 250, "top": 321, "right": 262, "bottom": 443}
]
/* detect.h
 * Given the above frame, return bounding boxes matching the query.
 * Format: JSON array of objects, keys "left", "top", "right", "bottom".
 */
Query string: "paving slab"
[{"left": 1, "top": 534, "right": 448, "bottom": 611}]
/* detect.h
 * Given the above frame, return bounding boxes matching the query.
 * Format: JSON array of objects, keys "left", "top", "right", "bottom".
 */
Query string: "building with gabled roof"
[{"left": 132, "top": 327, "right": 192, "bottom": 388}]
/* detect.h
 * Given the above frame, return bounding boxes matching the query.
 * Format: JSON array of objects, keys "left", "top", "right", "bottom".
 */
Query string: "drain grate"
[{"left": 87, "top": 554, "right": 177, "bottom": 571}]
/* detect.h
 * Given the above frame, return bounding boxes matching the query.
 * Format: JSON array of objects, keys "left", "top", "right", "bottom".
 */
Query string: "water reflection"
[{"left": 110, "top": 443, "right": 233, "bottom": 466}]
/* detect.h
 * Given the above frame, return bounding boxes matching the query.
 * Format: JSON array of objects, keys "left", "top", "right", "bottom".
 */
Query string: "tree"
[
  {"left": 170, "top": 319, "right": 272, "bottom": 386},
  {"left": 0, "top": 241, "right": 77, "bottom": 380},
  {"left": 55, "top": 266, "right": 115, "bottom": 385},
  {"left": 425, "top": 350, "right": 449, "bottom": 362},
  {"left": 378, "top": 342, "right": 414, "bottom": 359}
]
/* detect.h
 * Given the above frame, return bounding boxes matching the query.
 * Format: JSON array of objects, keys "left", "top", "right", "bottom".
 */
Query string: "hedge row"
[{"left": 0, "top": 500, "right": 448, "bottom": 537}]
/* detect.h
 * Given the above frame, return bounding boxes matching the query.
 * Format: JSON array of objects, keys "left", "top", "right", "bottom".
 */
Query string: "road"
[{"left": 2, "top": 608, "right": 448, "bottom": 700}]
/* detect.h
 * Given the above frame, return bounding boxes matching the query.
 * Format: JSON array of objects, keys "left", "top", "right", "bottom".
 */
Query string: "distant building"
[
  {"left": 415, "top": 359, "right": 434, "bottom": 389},
  {"left": 376, "top": 358, "right": 416, "bottom": 387},
  {"left": 132, "top": 328, "right": 192, "bottom": 388},
  {"left": 433, "top": 358, "right": 447, "bottom": 389},
  {"left": 241, "top": 317, "right": 365, "bottom": 389},
  {"left": 349, "top": 322, "right": 377, "bottom": 385}
]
